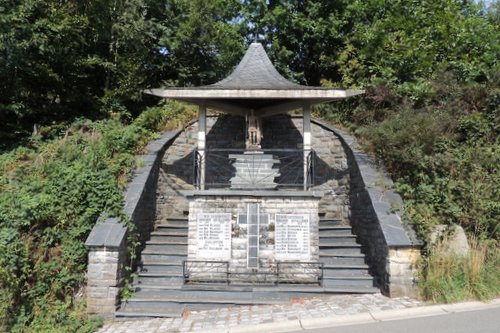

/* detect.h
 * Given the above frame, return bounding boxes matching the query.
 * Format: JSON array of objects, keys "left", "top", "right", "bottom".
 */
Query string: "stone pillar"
[
  {"left": 303, "top": 103, "right": 311, "bottom": 190},
  {"left": 198, "top": 104, "right": 206, "bottom": 190},
  {"left": 387, "top": 247, "right": 421, "bottom": 298},
  {"left": 85, "top": 219, "right": 127, "bottom": 318}
]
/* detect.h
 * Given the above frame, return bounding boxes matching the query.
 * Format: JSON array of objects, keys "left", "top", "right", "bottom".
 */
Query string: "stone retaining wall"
[
  {"left": 311, "top": 119, "right": 423, "bottom": 298},
  {"left": 85, "top": 129, "right": 182, "bottom": 318}
]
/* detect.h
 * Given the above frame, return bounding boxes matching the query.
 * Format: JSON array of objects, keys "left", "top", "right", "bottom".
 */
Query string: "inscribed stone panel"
[
  {"left": 275, "top": 214, "right": 310, "bottom": 260},
  {"left": 196, "top": 213, "right": 231, "bottom": 259}
]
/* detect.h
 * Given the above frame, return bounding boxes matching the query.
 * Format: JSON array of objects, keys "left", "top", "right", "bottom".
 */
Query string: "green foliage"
[
  {"left": 0, "top": 101, "right": 189, "bottom": 331},
  {"left": 322, "top": 74, "right": 499, "bottom": 301}
]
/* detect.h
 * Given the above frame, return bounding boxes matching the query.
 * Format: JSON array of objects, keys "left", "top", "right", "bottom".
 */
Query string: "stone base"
[
  {"left": 86, "top": 246, "right": 127, "bottom": 318},
  {"left": 184, "top": 191, "right": 321, "bottom": 284},
  {"left": 386, "top": 247, "right": 421, "bottom": 298},
  {"left": 229, "top": 153, "right": 280, "bottom": 190}
]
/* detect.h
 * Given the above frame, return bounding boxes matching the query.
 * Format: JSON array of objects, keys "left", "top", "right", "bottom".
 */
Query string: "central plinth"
[
  {"left": 229, "top": 153, "right": 280, "bottom": 190},
  {"left": 183, "top": 190, "right": 323, "bottom": 285}
]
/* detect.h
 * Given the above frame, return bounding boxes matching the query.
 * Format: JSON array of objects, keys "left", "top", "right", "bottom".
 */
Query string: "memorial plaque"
[
  {"left": 196, "top": 213, "right": 231, "bottom": 259},
  {"left": 275, "top": 214, "right": 310, "bottom": 260}
]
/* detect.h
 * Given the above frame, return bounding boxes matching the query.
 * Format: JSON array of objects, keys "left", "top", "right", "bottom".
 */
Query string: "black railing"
[
  {"left": 193, "top": 148, "right": 315, "bottom": 190},
  {"left": 277, "top": 261, "right": 324, "bottom": 286},
  {"left": 183, "top": 260, "right": 229, "bottom": 284},
  {"left": 183, "top": 260, "right": 323, "bottom": 286}
]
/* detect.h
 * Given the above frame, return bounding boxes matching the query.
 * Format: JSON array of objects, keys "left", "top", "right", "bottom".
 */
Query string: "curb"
[{"left": 197, "top": 298, "right": 500, "bottom": 333}]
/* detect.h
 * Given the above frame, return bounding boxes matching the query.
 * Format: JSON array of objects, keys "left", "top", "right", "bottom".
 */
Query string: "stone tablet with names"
[
  {"left": 275, "top": 214, "right": 310, "bottom": 260},
  {"left": 196, "top": 213, "right": 231, "bottom": 259}
]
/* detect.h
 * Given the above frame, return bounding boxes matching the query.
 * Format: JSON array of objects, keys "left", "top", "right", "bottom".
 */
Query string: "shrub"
[{"left": 0, "top": 101, "right": 196, "bottom": 331}]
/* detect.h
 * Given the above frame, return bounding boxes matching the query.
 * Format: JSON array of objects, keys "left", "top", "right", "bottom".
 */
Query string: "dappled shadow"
[{"left": 161, "top": 114, "right": 342, "bottom": 190}]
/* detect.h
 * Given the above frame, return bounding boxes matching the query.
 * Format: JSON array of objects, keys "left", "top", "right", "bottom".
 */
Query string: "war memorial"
[{"left": 85, "top": 43, "right": 422, "bottom": 318}]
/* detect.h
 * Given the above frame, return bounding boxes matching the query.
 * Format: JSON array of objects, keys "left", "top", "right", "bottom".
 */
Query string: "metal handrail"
[
  {"left": 183, "top": 260, "right": 229, "bottom": 284},
  {"left": 192, "top": 148, "right": 316, "bottom": 190},
  {"left": 277, "top": 261, "right": 324, "bottom": 286},
  {"left": 182, "top": 260, "right": 324, "bottom": 286}
]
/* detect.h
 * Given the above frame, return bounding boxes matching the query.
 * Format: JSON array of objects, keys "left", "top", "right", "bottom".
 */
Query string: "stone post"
[
  {"left": 386, "top": 247, "right": 421, "bottom": 298},
  {"left": 85, "top": 219, "right": 128, "bottom": 318},
  {"left": 303, "top": 103, "right": 311, "bottom": 190},
  {"left": 198, "top": 104, "right": 207, "bottom": 190}
]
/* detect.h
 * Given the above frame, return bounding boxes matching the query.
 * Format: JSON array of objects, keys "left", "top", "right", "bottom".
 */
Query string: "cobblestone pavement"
[{"left": 97, "top": 294, "right": 422, "bottom": 333}]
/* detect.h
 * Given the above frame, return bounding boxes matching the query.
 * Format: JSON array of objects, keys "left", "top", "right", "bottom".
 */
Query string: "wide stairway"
[{"left": 116, "top": 217, "right": 379, "bottom": 319}]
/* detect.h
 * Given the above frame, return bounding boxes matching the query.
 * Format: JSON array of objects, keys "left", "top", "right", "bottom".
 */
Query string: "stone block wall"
[
  {"left": 311, "top": 119, "right": 423, "bottom": 298},
  {"left": 387, "top": 247, "right": 422, "bottom": 298},
  {"left": 264, "top": 115, "right": 351, "bottom": 222},
  {"left": 86, "top": 239, "right": 127, "bottom": 317},
  {"left": 85, "top": 130, "right": 182, "bottom": 318},
  {"left": 184, "top": 192, "right": 321, "bottom": 283}
]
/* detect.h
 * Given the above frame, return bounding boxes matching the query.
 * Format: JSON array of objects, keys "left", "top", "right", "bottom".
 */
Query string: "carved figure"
[{"left": 246, "top": 110, "right": 262, "bottom": 148}]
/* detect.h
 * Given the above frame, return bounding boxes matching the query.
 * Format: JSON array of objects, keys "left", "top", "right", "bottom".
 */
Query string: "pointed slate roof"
[
  {"left": 146, "top": 43, "right": 363, "bottom": 116},
  {"left": 207, "top": 43, "right": 304, "bottom": 90}
]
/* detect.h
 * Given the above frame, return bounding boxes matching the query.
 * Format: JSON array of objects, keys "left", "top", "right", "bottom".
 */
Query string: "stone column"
[
  {"left": 85, "top": 219, "right": 127, "bottom": 318},
  {"left": 303, "top": 103, "right": 311, "bottom": 190},
  {"left": 198, "top": 104, "right": 206, "bottom": 190},
  {"left": 387, "top": 247, "right": 421, "bottom": 298}
]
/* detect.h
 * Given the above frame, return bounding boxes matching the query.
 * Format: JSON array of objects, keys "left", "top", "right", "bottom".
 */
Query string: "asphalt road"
[{"left": 291, "top": 307, "right": 500, "bottom": 333}]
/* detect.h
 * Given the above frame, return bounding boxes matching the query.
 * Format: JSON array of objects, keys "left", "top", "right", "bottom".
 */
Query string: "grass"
[{"left": 420, "top": 238, "right": 500, "bottom": 303}]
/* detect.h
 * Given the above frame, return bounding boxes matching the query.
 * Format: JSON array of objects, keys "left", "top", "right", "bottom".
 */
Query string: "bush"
[
  {"left": 322, "top": 74, "right": 499, "bottom": 302},
  {"left": 0, "top": 101, "right": 196, "bottom": 331}
]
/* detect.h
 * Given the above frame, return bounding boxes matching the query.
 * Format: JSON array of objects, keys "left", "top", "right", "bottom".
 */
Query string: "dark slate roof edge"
[
  {"left": 85, "top": 129, "right": 183, "bottom": 248},
  {"left": 152, "top": 86, "right": 350, "bottom": 91},
  {"left": 181, "top": 189, "right": 325, "bottom": 199},
  {"left": 309, "top": 117, "right": 423, "bottom": 247}
]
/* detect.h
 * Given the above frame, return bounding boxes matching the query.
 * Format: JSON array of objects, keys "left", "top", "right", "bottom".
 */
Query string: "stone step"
[
  {"left": 319, "top": 229, "right": 354, "bottom": 237},
  {"left": 319, "top": 224, "right": 349, "bottom": 230},
  {"left": 149, "top": 235, "right": 187, "bottom": 244},
  {"left": 142, "top": 244, "right": 187, "bottom": 253},
  {"left": 319, "top": 218, "right": 343, "bottom": 224},
  {"left": 319, "top": 248, "right": 363, "bottom": 256},
  {"left": 150, "top": 230, "right": 188, "bottom": 237},
  {"left": 322, "top": 277, "right": 375, "bottom": 288},
  {"left": 319, "top": 242, "right": 361, "bottom": 248},
  {"left": 116, "top": 309, "right": 184, "bottom": 318},
  {"left": 128, "top": 291, "right": 287, "bottom": 305},
  {"left": 319, "top": 238, "right": 359, "bottom": 247},
  {"left": 321, "top": 285, "right": 380, "bottom": 294},
  {"left": 136, "top": 275, "right": 184, "bottom": 286},
  {"left": 319, "top": 255, "right": 366, "bottom": 266},
  {"left": 322, "top": 268, "right": 370, "bottom": 277},
  {"left": 322, "top": 263, "right": 369, "bottom": 269},
  {"left": 146, "top": 238, "right": 188, "bottom": 245},
  {"left": 134, "top": 283, "right": 379, "bottom": 295},
  {"left": 165, "top": 217, "right": 188, "bottom": 222},
  {"left": 140, "top": 263, "right": 184, "bottom": 275},
  {"left": 138, "top": 270, "right": 184, "bottom": 278},
  {"left": 156, "top": 222, "right": 188, "bottom": 230},
  {"left": 141, "top": 253, "right": 187, "bottom": 264}
]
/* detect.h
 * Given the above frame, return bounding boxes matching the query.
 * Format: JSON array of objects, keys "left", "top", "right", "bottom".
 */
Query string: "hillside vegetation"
[{"left": 0, "top": 0, "right": 498, "bottom": 331}]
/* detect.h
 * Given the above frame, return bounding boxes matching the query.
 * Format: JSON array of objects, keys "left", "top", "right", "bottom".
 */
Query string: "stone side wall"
[
  {"left": 311, "top": 119, "right": 423, "bottom": 298},
  {"left": 86, "top": 233, "right": 127, "bottom": 318},
  {"left": 185, "top": 193, "right": 320, "bottom": 283},
  {"left": 265, "top": 115, "right": 350, "bottom": 222},
  {"left": 85, "top": 130, "right": 181, "bottom": 317},
  {"left": 156, "top": 115, "right": 245, "bottom": 218}
]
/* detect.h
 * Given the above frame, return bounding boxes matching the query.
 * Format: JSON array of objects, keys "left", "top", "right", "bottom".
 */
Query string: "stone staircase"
[
  {"left": 116, "top": 216, "right": 378, "bottom": 319},
  {"left": 319, "top": 218, "right": 377, "bottom": 293}
]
